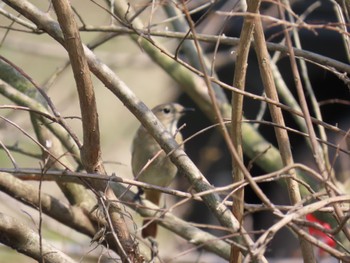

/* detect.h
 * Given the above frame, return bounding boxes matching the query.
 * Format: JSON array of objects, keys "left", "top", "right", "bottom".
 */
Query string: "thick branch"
[
  {"left": 0, "top": 212, "right": 77, "bottom": 263},
  {"left": 52, "top": 0, "right": 100, "bottom": 173},
  {"left": 51, "top": 1, "right": 139, "bottom": 262},
  {"left": 231, "top": 2, "right": 261, "bottom": 262},
  {"left": 0, "top": 172, "right": 96, "bottom": 235}
]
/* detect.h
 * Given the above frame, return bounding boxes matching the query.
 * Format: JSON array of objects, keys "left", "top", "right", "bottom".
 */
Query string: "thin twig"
[{"left": 0, "top": 139, "right": 18, "bottom": 169}]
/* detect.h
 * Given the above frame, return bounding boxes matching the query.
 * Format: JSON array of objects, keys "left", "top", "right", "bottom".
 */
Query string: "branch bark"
[
  {"left": 231, "top": 1, "right": 261, "bottom": 262},
  {"left": 0, "top": 172, "right": 95, "bottom": 236},
  {"left": 51, "top": 1, "right": 140, "bottom": 262},
  {"left": 0, "top": 212, "right": 77, "bottom": 263},
  {"left": 252, "top": 8, "right": 316, "bottom": 263}
]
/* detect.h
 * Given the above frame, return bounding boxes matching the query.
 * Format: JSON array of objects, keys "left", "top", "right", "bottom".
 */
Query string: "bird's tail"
[{"left": 142, "top": 190, "right": 161, "bottom": 238}]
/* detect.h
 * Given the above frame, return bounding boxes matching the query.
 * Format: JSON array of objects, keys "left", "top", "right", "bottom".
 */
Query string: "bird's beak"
[{"left": 181, "top": 107, "right": 195, "bottom": 114}]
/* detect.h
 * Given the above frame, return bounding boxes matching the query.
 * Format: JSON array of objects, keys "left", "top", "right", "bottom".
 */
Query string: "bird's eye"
[{"left": 163, "top": 107, "right": 171, "bottom": 114}]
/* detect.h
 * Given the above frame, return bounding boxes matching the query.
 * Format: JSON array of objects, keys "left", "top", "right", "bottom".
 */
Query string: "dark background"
[{"left": 177, "top": 0, "right": 350, "bottom": 258}]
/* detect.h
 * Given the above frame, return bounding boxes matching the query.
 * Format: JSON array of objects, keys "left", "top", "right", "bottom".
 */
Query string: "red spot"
[{"left": 306, "top": 214, "right": 336, "bottom": 249}]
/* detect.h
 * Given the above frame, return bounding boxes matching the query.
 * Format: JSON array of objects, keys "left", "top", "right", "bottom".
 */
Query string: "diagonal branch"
[
  {"left": 0, "top": 212, "right": 77, "bottom": 263},
  {"left": 0, "top": 172, "right": 96, "bottom": 236}
]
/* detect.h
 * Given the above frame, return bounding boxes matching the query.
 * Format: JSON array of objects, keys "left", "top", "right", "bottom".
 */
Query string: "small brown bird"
[{"left": 131, "top": 103, "right": 188, "bottom": 238}]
